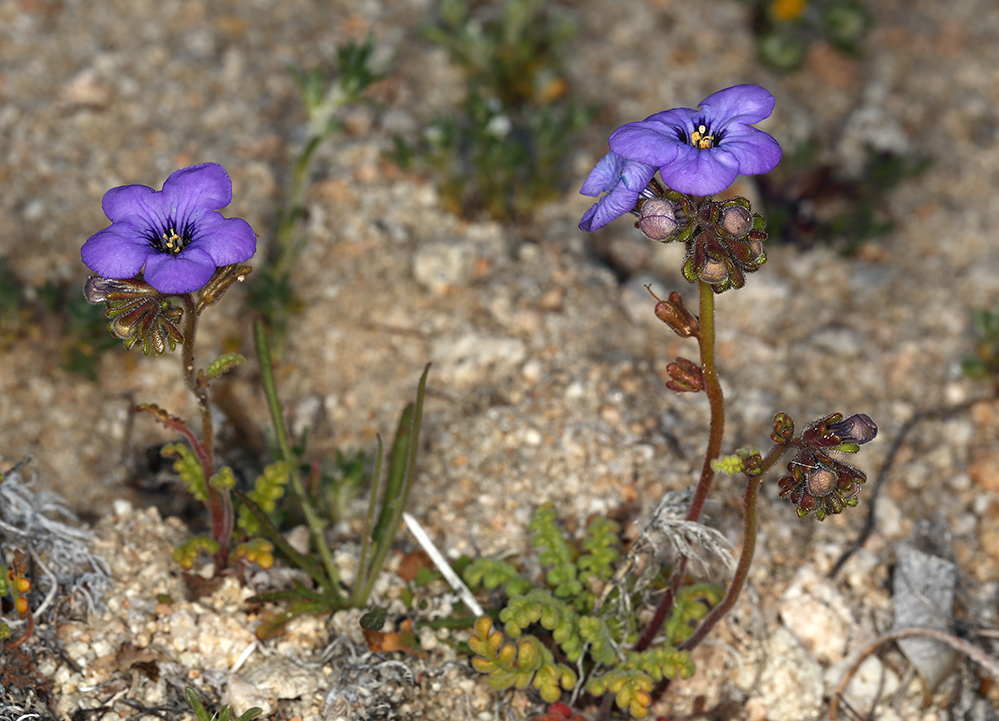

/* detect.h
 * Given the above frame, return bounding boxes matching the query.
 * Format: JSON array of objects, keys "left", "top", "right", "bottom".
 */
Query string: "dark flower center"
[
  {"left": 149, "top": 222, "right": 193, "bottom": 255},
  {"left": 679, "top": 119, "right": 723, "bottom": 150}
]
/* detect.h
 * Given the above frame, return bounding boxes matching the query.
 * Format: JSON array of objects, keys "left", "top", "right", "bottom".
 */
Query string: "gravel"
[{"left": 3, "top": 0, "right": 999, "bottom": 718}]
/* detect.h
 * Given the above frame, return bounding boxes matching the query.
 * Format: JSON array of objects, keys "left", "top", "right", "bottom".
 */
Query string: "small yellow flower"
[{"left": 771, "top": 0, "right": 808, "bottom": 23}]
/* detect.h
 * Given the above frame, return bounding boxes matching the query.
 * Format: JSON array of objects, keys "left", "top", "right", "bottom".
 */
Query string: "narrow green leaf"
[
  {"left": 371, "top": 401, "right": 415, "bottom": 542},
  {"left": 356, "top": 363, "right": 430, "bottom": 606},
  {"left": 184, "top": 687, "right": 210, "bottom": 721}
]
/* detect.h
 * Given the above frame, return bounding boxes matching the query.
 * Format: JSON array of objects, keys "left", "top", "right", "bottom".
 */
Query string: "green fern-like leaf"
[
  {"left": 236, "top": 460, "right": 290, "bottom": 536},
  {"left": 584, "top": 646, "right": 694, "bottom": 717},
  {"left": 577, "top": 516, "right": 621, "bottom": 582},
  {"left": 162, "top": 443, "right": 208, "bottom": 502},
  {"left": 530, "top": 503, "right": 582, "bottom": 599},
  {"left": 204, "top": 352, "right": 245, "bottom": 381},
  {"left": 463, "top": 557, "right": 533, "bottom": 597},
  {"left": 173, "top": 535, "right": 221, "bottom": 571},
  {"left": 578, "top": 615, "right": 619, "bottom": 666},
  {"left": 664, "top": 582, "right": 725, "bottom": 646},
  {"left": 209, "top": 465, "right": 236, "bottom": 490},
  {"left": 469, "top": 615, "right": 505, "bottom": 659},
  {"left": 621, "top": 645, "right": 696, "bottom": 683},
  {"left": 469, "top": 616, "right": 575, "bottom": 702},
  {"left": 585, "top": 668, "right": 654, "bottom": 719},
  {"left": 499, "top": 588, "right": 585, "bottom": 662},
  {"left": 532, "top": 657, "right": 578, "bottom": 703}
]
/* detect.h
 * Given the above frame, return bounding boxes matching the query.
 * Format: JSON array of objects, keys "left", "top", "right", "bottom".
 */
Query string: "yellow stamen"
[
  {"left": 689, "top": 123, "right": 715, "bottom": 150},
  {"left": 162, "top": 228, "right": 183, "bottom": 254}
]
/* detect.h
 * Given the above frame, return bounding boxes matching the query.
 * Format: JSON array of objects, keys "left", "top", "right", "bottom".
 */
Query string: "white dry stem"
[
  {"left": 0, "top": 458, "right": 111, "bottom": 618},
  {"left": 403, "top": 511, "right": 484, "bottom": 617}
]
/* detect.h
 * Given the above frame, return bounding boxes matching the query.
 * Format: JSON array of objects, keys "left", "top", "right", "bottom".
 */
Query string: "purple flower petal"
[
  {"left": 81, "top": 224, "right": 153, "bottom": 278},
  {"left": 609, "top": 114, "right": 687, "bottom": 166},
  {"left": 600, "top": 84, "right": 782, "bottom": 198},
  {"left": 578, "top": 185, "right": 635, "bottom": 231},
  {"left": 658, "top": 145, "right": 741, "bottom": 197},
  {"left": 143, "top": 247, "right": 218, "bottom": 294},
  {"left": 162, "top": 163, "right": 234, "bottom": 212},
  {"left": 188, "top": 214, "right": 257, "bottom": 266},
  {"left": 580, "top": 152, "right": 627, "bottom": 196},
  {"left": 578, "top": 203, "right": 603, "bottom": 233},
  {"left": 713, "top": 126, "right": 782, "bottom": 176},
  {"left": 81, "top": 163, "right": 256, "bottom": 294},
  {"left": 577, "top": 153, "right": 655, "bottom": 232},
  {"left": 698, "top": 84, "right": 775, "bottom": 126},
  {"left": 101, "top": 183, "right": 162, "bottom": 224}
]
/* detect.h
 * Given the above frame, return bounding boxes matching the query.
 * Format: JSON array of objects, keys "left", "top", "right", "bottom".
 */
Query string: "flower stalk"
[
  {"left": 575, "top": 85, "right": 880, "bottom": 715},
  {"left": 178, "top": 293, "right": 237, "bottom": 568},
  {"left": 82, "top": 164, "right": 257, "bottom": 575}
]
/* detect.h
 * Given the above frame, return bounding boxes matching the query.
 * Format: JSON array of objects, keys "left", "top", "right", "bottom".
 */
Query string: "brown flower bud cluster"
[
  {"left": 634, "top": 189, "right": 768, "bottom": 293},
  {"left": 776, "top": 413, "right": 878, "bottom": 521},
  {"left": 84, "top": 276, "right": 184, "bottom": 355},
  {"left": 679, "top": 197, "right": 768, "bottom": 293}
]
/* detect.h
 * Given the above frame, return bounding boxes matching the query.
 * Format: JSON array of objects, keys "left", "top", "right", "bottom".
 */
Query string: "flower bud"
[
  {"left": 83, "top": 275, "right": 159, "bottom": 304},
  {"left": 828, "top": 413, "right": 878, "bottom": 445},
  {"left": 665, "top": 357, "right": 704, "bottom": 393},
  {"left": 699, "top": 257, "right": 730, "bottom": 284},
  {"left": 651, "top": 289, "right": 699, "bottom": 337},
  {"left": 770, "top": 412, "right": 795, "bottom": 443},
  {"left": 720, "top": 205, "right": 752, "bottom": 238},
  {"left": 801, "top": 412, "right": 878, "bottom": 449},
  {"left": 638, "top": 198, "right": 678, "bottom": 241},
  {"left": 199, "top": 264, "right": 253, "bottom": 308}
]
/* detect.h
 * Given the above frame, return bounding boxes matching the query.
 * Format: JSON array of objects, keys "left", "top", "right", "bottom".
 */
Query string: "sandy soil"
[{"left": 2, "top": 0, "right": 999, "bottom": 718}]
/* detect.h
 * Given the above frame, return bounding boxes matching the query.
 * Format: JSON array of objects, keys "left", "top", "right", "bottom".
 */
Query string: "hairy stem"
[
  {"left": 181, "top": 294, "right": 214, "bottom": 475},
  {"left": 679, "top": 470, "right": 760, "bottom": 653},
  {"left": 688, "top": 279, "right": 724, "bottom": 522},
  {"left": 635, "top": 281, "right": 724, "bottom": 653},
  {"left": 253, "top": 318, "right": 342, "bottom": 596},
  {"left": 180, "top": 294, "right": 232, "bottom": 568}
]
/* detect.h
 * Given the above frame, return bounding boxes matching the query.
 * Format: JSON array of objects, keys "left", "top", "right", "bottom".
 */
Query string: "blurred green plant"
[
  {"left": 391, "top": 0, "right": 593, "bottom": 220},
  {"left": 184, "top": 685, "right": 261, "bottom": 721},
  {"left": 464, "top": 503, "right": 722, "bottom": 717},
  {"left": 310, "top": 447, "right": 370, "bottom": 526},
  {"left": 758, "top": 143, "right": 931, "bottom": 254},
  {"left": 240, "top": 320, "right": 430, "bottom": 638},
  {"left": 423, "top": 0, "right": 575, "bottom": 109},
  {"left": 248, "top": 35, "right": 387, "bottom": 344},
  {"left": 962, "top": 301, "right": 999, "bottom": 390},
  {"left": 0, "top": 258, "right": 118, "bottom": 380},
  {"left": 748, "top": 0, "right": 871, "bottom": 72}
]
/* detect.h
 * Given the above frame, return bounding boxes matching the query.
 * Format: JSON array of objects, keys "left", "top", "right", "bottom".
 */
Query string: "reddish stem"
[
  {"left": 5, "top": 610, "right": 34, "bottom": 650},
  {"left": 635, "top": 282, "right": 723, "bottom": 654},
  {"left": 179, "top": 294, "right": 231, "bottom": 569}
]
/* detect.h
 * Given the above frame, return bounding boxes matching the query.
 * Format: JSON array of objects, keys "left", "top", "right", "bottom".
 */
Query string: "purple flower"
[
  {"left": 609, "top": 85, "right": 782, "bottom": 196},
  {"left": 578, "top": 152, "right": 656, "bottom": 232},
  {"left": 81, "top": 163, "right": 256, "bottom": 294}
]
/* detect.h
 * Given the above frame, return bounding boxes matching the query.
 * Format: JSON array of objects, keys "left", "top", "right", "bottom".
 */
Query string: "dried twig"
[{"left": 828, "top": 626, "right": 999, "bottom": 719}]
